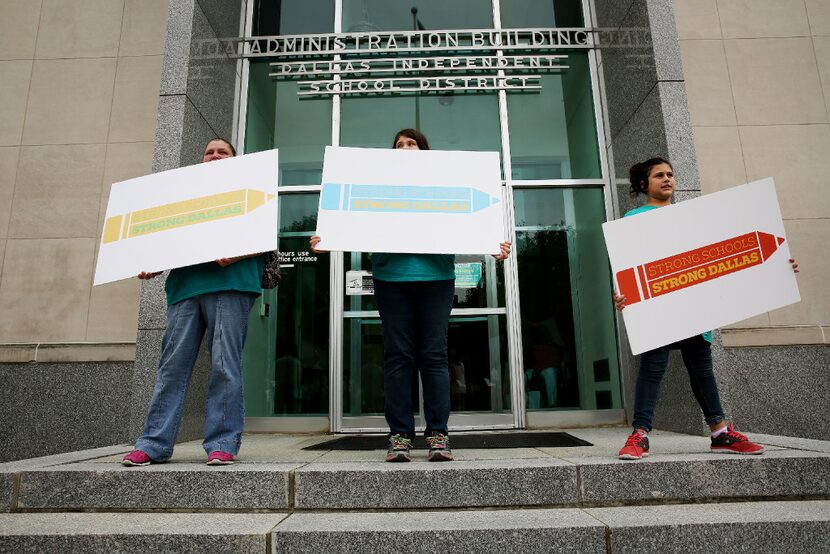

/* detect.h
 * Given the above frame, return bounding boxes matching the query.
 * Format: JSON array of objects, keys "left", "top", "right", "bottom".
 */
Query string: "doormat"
[{"left": 303, "top": 432, "right": 592, "bottom": 450}]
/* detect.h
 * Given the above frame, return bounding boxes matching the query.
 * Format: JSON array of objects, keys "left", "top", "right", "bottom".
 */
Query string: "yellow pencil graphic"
[{"left": 102, "top": 189, "right": 275, "bottom": 244}]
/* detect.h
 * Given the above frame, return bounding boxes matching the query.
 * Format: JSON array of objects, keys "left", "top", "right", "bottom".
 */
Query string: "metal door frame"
[{"left": 233, "top": 0, "right": 623, "bottom": 433}]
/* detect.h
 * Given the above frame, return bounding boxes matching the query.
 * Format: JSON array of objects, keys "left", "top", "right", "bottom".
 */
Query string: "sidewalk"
[{"left": 90, "top": 425, "right": 830, "bottom": 463}]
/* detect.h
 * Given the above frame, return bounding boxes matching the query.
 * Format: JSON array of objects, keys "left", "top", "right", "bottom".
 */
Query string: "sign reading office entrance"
[
  {"left": 93, "top": 150, "right": 279, "bottom": 285},
  {"left": 315, "top": 146, "right": 504, "bottom": 256},
  {"left": 602, "top": 178, "right": 800, "bottom": 355}
]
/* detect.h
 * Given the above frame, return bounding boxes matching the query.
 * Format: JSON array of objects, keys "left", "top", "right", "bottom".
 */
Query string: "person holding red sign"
[{"left": 613, "top": 157, "right": 798, "bottom": 460}]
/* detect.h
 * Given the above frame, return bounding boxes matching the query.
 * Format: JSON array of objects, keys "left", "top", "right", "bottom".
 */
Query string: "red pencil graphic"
[{"left": 617, "top": 231, "right": 785, "bottom": 306}]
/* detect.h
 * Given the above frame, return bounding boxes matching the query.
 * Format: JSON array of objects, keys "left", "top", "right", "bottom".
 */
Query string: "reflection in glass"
[
  {"left": 245, "top": 62, "right": 332, "bottom": 185},
  {"left": 342, "top": 0, "right": 492, "bottom": 32},
  {"left": 448, "top": 316, "right": 511, "bottom": 413},
  {"left": 515, "top": 188, "right": 620, "bottom": 411},
  {"left": 273, "top": 235, "right": 329, "bottom": 415},
  {"left": 499, "top": 0, "right": 584, "bottom": 28},
  {"left": 252, "top": 0, "right": 335, "bottom": 35},
  {"left": 243, "top": 194, "right": 330, "bottom": 416},
  {"left": 341, "top": 94, "right": 501, "bottom": 154},
  {"left": 343, "top": 318, "right": 389, "bottom": 416},
  {"left": 507, "top": 54, "right": 600, "bottom": 179},
  {"left": 343, "top": 315, "right": 510, "bottom": 417},
  {"left": 248, "top": 1, "right": 334, "bottom": 184},
  {"left": 279, "top": 194, "right": 319, "bottom": 232}
]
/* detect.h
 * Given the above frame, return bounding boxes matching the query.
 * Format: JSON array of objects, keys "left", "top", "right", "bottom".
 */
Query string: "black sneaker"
[
  {"left": 385, "top": 434, "right": 412, "bottom": 462},
  {"left": 426, "top": 433, "right": 453, "bottom": 462}
]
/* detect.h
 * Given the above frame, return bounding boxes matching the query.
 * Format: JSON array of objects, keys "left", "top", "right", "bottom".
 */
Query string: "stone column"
[
  {"left": 131, "top": 0, "right": 246, "bottom": 441},
  {"left": 594, "top": 0, "right": 705, "bottom": 435}
]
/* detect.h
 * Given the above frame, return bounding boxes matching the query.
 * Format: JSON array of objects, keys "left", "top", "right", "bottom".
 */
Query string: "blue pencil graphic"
[{"left": 320, "top": 183, "right": 500, "bottom": 214}]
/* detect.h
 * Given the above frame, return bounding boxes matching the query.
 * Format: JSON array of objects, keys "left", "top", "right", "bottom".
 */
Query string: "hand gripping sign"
[
  {"left": 94, "top": 149, "right": 279, "bottom": 285},
  {"left": 314, "top": 146, "right": 504, "bottom": 255},
  {"left": 602, "top": 178, "right": 800, "bottom": 355}
]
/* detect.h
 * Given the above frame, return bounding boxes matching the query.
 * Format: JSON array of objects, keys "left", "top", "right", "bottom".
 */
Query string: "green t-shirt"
[
  {"left": 370, "top": 253, "right": 455, "bottom": 282},
  {"left": 165, "top": 256, "right": 264, "bottom": 306},
  {"left": 624, "top": 204, "right": 713, "bottom": 344}
]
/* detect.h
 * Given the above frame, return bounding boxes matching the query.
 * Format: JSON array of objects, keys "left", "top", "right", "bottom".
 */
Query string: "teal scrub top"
[
  {"left": 165, "top": 256, "right": 264, "bottom": 306},
  {"left": 370, "top": 253, "right": 455, "bottom": 282}
]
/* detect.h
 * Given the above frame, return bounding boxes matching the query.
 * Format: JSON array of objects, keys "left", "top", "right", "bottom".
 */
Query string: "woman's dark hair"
[
  {"left": 392, "top": 128, "right": 430, "bottom": 150},
  {"left": 206, "top": 137, "right": 237, "bottom": 156},
  {"left": 629, "top": 157, "right": 672, "bottom": 196}
]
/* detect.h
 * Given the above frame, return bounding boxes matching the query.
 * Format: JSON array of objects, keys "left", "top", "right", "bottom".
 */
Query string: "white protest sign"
[
  {"left": 602, "top": 178, "right": 800, "bottom": 355},
  {"left": 93, "top": 149, "right": 279, "bottom": 285},
  {"left": 315, "top": 146, "right": 504, "bottom": 254}
]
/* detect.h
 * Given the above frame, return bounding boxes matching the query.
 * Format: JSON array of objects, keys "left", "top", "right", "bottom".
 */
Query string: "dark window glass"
[
  {"left": 342, "top": 315, "right": 511, "bottom": 416},
  {"left": 499, "top": 0, "right": 584, "bottom": 28},
  {"left": 343, "top": 0, "right": 492, "bottom": 32},
  {"left": 507, "top": 54, "right": 600, "bottom": 179},
  {"left": 253, "top": 0, "right": 334, "bottom": 35},
  {"left": 515, "top": 188, "right": 621, "bottom": 411},
  {"left": 245, "top": 62, "right": 332, "bottom": 185},
  {"left": 340, "top": 94, "right": 501, "bottom": 154},
  {"left": 243, "top": 194, "right": 330, "bottom": 416}
]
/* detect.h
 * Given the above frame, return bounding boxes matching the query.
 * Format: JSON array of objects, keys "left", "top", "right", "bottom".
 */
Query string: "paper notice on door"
[{"left": 346, "top": 270, "right": 374, "bottom": 295}]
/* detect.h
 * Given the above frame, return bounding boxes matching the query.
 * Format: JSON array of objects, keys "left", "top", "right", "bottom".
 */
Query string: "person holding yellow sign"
[{"left": 122, "top": 139, "right": 265, "bottom": 467}]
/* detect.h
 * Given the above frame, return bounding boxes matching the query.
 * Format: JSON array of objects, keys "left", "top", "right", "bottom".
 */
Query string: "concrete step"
[
  {"left": 4, "top": 449, "right": 827, "bottom": 512},
  {"left": 274, "top": 501, "right": 830, "bottom": 553},
  {"left": 0, "top": 513, "right": 287, "bottom": 553},
  {"left": 294, "top": 450, "right": 830, "bottom": 509},
  {"left": 275, "top": 501, "right": 830, "bottom": 553},
  {"left": 0, "top": 445, "right": 131, "bottom": 513},
  {"left": 14, "top": 462, "right": 298, "bottom": 511},
  {"left": 2, "top": 501, "right": 827, "bottom": 553}
]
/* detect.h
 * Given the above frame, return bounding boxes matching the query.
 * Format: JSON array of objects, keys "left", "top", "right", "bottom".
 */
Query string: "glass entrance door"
[
  {"left": 240, "top": 0, "right": 624, "bottom": 432},
  {"left": 331, "top": 6, "right": 518, "bottom": 430},
  {"left": 336, "top": 250, "right": 516, "bottom": 432}
]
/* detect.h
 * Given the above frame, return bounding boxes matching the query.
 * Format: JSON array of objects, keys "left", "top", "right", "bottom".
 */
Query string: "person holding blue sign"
[
  {"left": 122, "top": 138, "right": 265, "bottom": 467},
  {"left": 311, "top": 128, "right": 511, "bottom": 462},
  {"left": 614, "top": 157, "right": 798, "bottom": 460}
]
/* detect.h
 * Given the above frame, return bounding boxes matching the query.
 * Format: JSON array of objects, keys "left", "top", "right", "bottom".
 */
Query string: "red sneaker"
[
  {"left": 121, "top": 450, "right": 153, "bottom": 467},
  {"left": 618, "top": 431, "right": 650, "bottom": 460},
  {"left": 710, "top": 424, "right": 764, "bottom": 454},
  {"left": 206, "top": 451, "right": 235, "bottom": 465}
]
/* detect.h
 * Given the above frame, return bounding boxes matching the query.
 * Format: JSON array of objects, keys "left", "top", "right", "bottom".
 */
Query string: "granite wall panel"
[{"left": 1, "top": 362, "right": 132, "bottom": 462}]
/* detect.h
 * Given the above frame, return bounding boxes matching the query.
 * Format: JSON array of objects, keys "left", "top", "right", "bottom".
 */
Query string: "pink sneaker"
[
  {"left": 121, "top": 450, "right": 153, "bottom": 467},
  {"left": 206, "top": 451, "right": 235, "bottom": 465}
]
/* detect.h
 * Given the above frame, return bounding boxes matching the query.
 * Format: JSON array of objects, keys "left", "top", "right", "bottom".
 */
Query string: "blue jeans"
[
  {"left": 135, "top": 291, "right": 257, "bottom": 460},
  {"left": 373, "top": 279, "right": 455, "bottom": 439},
  {"left": 632, "top": 334, "right": 726, "bottom": 432}
]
